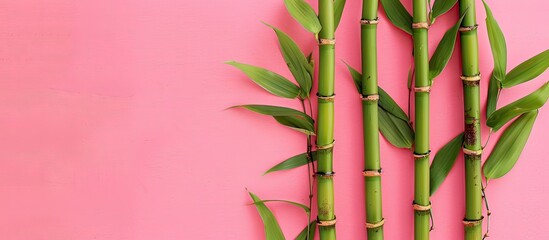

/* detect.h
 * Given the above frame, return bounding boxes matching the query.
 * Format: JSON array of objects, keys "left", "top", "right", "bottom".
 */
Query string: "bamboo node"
[
  {"left": 459, "top": 24, "right": 479, "bottom": 32},
  {"left": 413, "top": 150, "right": 431, "bottom": 159},
  {"left": 317, "top": 217, "right": 337, "bottom": 227},
  {"left": 360, "top": 17, "right": 379, "bottom": 25},
  {"left": 316, "top": 140, "right": 335, "bottom": 150},
  {"left": 413, "top": 202, "right": 432, "bottom": 212},
  {"left": 360, "top": 94, "right": 379, "bottom": 101},
  {"left": 317, "top": 93, "right": 335, "bottom": 102},
  {"left": 319, "top": 38, "right": 336, "bottom": 45},
  {"left": 414, "top": 86, "right": 431, "bottom": 93},
  {"left": 362, "top": 168, "right": 382, "bottom": 177},
  {"left": 463, "top": 147, "right": 483, "bottom": 156},
  {"left": 463, "top": 216, "right": 484, "bottom": 227},
  {"left": 412, "top": 22, "right": 430, "bottom": 29},
  {"left": 365, "top": 218, "right": 385, "bottom": 229},
  {"left": 460, "top": 73, "right": 481, "bottom": 82},
  {"left": 315, "top": 171, "right": 335, "bottom": 179}
]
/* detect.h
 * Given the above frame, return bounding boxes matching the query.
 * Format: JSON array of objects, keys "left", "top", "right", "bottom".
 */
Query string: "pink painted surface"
[{"left": 0, "top": 0, "right": 547, "bottom": 239}]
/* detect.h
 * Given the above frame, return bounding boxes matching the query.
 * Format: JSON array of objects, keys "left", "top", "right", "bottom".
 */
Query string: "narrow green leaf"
[
  {"left": 265, "top": 151, "right": 317, "bottom": 174},
  {"left": 249, "top": 192, "right": 286, "bottom": 240},
  {"left": 344, "top": 63, "right": 409, "bottom": 122},
  {"left": 487, "top": 82, "right": 549, "bottom": 131},
  {"left": 486, "top": 72, "right": 501, "bottom": 118},
  {"left": 253, "top": 200, "right": 310, "bottom": 214},
  {"left": 503, "top": 49, "right": 549, "bottom": 88},
  {"left": 430, "top": 0, "right": 458, "bottom": 23},
  {"left": 334, "top": 0, "right": 346, "bottom": 30},
  {"left": 274, "top": 116, "right": 316, "bottom": 135},
  {"left": 295, "top": 221, "right": 316, "bottom": 240},
  {"left": 379, "top": 87, "right": 409, "bottom": 122},
  {"left": 483, "top": 0, "right": 507, "bottom": 81},
  {"left": 344, "top": 62, "right": 362, "bottom": 93},
  {"left": 429, "top": 10, "right": 467, "bottom": 81},
  {"left": 430, "top": 133, "right": 464, "bottom": 196},
  {"left": 379, "top": 107, "right": 414, "bottom": 149},
  {"left": 266, "top": 24, "right": 313, "bottom": 97},
  {"left": 483, "top": 111, "right": 538, "bottom": 179},
  {"left": 233, "top": 105, "right": 316, "bottom": 135},
  {"left": 407, "top": 63, "right": 414, "bottom": 90},
  {"left": 226, "top": 61, "right": 300, "bottom": 99},
  {"left": 284, "top": 0, "right": 322, "bottom": 34},
  {"left": 380, "top": 0, "right": 413, "bottom": 35}
]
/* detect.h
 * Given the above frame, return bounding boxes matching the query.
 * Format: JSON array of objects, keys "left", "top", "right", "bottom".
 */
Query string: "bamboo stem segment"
[
  {"left": 362, "top": 0, "right": 383, "bottom": 239},
  {"left": 360, "top": 0, "right": 385, "bottom": 240},
  {"left": 412, "top": 0, "right": 431, "bottom": 239},
  {"left": 459, "top": 0, "right": 483, "bottom": 239},
  {"left": 317, "top": 0, "right": 337, "bottom": 239}
]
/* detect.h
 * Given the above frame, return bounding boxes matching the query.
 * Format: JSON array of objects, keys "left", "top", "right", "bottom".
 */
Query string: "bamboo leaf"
[
  {"left": 284, "top": 0, "right": 322, "bottom": 34},
  {"left": 379, "top": 107, "right": 414, "bottom": 149},
  {"left": 483, "top": 111, "right": 538, "bottom": 179},
  {"left": 344, "top": 62, "right": 362, "bottom": 93},
  {"left": 487, "top": 82, "right": 549, "bottom": 131},
  {"left": 379, "top": 87, "right": 409, "bottom": 122},
  {"left": 265, "top": 151, "right": 317, "bottom": 174},
  {"left": 249, "top": 192, "right": 286, "bottom": 240},
  {"left": 253, "top": 200, "right": 310, "bottom": 214},
  {"left": 430, "top": 133, "right": 464, "bottom": 196},
  {"left": 344, "top": 63, "right": 409, "bottom": 122},
  {"left": 266, "top": 24, "right": 313, "bottom": 97},
  {"left": 483, "top": 0, "right": 507, "bottom": 81},
  {"left": 334, "top": 0, "right": 346, "bottom": 30},
  {"left": 429, "top": 10, "right": 466, "bottom": 81},
  {"left": 380, "top": 0, "right": 413, "bottom": 35},
  {"left": 226, "top": 61, "right": 300, "bottom": 99},
  {"left": 232, "top": 105, "right": 316, "bottom": 135},
  {"left": 486, "top": 72, "right": 500, "bottom": 117},
  {"left": 295, "top": 221, "right": 316, "bottom": 240},
  {"left": 430, "top": 0, "right": 458, "bottom": 23},
  {"left": 274, "top": 116, "right": 316, "bottom": 135},
  {"left": 503, "top": 49, "right": 549, "bottom": 88}
]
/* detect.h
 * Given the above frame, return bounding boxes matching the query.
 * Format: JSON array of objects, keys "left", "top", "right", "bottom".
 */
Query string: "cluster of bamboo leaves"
[
  {"left": 230, "top": 0, "right": 548, "bottom": 238},
  {"left": 227, "top": 0, "right": 345, "bottom": 239},
  {"left": 429, "top": 0, "right": 549, "bottom": 196}
]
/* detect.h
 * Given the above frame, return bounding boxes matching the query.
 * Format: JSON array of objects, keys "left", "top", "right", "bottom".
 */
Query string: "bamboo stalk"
[
  {"left": 412, "top": 0, "right": 431, "bottom": 239},
  {"left": 316, "top": 0, "right": 336, "bottom": 239},
  {"left": 361, "top": 0, "right": 384, "bottom": 239},
  {"left": 458, "top": 0, "right": 483, "bottom": 239}
]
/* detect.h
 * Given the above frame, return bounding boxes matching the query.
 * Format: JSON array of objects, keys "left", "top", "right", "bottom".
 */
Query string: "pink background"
[{"left": 0, "top": 0, "right": 547, "bottom": 239}]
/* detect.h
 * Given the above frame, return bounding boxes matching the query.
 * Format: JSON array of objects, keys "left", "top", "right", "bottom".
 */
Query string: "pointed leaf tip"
[
  {"left": 284, "top": 0, "right": 322, "bottom": 34},
  {"left": 430, "top": 133, "right": 464, "bottom": 196},
  {"left": 227, "top": 61, "right": 300, "bottom": 99},
  {"left": 484, "top": 111, "right": 538, "bottom": 179},
  {"left": 248, "top": 192, "right": 286, "bottom": 240}
]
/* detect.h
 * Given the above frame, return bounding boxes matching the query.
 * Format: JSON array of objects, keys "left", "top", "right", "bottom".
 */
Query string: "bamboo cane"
[
  {"left": 361, "top": 0, "right": 384, "bottom": 239},
  {"left": 316, "top": 0, "right": 336, "bottom": 239},
  {"left": 412, "top": 0, "right": 431, "bottom": 239},
  {"left": 458, "top": 0, "right": 483, "bottom": 239}
]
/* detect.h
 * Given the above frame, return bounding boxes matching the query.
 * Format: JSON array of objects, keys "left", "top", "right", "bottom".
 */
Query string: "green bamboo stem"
[
  {"left": 412, "top": 0, "right": 431, "bottom": 239},
  {"left": 316, "top": 0, "right": 336, "bottom": 239},
  {"left": 458, "top": 1, "right": 483, "bottom": 239},
  {"left": 361, "top": 0, "right": 383, "bottom": 239}
]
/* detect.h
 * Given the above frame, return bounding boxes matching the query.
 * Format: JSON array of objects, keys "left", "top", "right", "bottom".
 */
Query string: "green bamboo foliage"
[
  {"left": 480, "top": 1, "right": 549, "bottom": 238},
  {"left": 417, "top": 2, "right": 548, "bottom": 239},
  {"left": 230, "top": 1, "right": 346, "bottom": 239}
]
